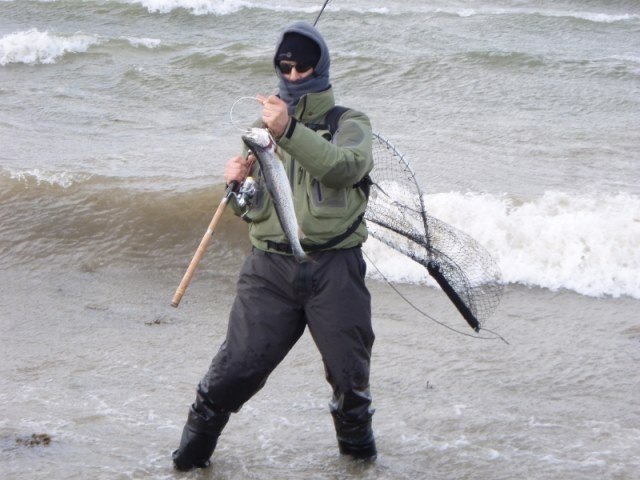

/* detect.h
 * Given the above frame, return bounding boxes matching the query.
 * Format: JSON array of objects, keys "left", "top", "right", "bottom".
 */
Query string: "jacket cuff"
[{"left": 284, "top": 117, "right": 297, "bottom": 139}]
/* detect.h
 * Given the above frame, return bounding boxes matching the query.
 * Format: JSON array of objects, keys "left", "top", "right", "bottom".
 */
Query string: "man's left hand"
[{"left": 257, "top": 94, "right": 289, "bottom": 139}]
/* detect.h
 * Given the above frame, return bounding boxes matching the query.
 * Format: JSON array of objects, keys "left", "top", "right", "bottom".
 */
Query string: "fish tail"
[
  {"left": 294, "top": 251, "right": 312, "bottom": 263},
  {"left": 291, "top": 245, "right": 312, "bottom": 263}
]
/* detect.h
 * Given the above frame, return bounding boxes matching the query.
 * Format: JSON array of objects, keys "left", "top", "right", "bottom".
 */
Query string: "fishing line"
[
  {"left": 230, "top": 0, "right": 331, "bottom": 131},
  {"left": 362, "top": 249, "right": 510, "bottom": 345},
  {"left": 229, "top": 96, "right": 263, "bottom": 132}
]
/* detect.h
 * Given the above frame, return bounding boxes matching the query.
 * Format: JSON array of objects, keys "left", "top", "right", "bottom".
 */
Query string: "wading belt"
[{"left": 266, "top": 212, "right": 365, "bottom": 254}]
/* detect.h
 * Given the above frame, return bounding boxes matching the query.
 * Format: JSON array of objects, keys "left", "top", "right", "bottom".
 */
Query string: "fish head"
[{"left": 241, "top": 127, "right": 274, "bottom": 153}]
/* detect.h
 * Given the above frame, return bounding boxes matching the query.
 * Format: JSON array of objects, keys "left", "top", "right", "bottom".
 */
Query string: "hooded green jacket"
[{"left": 237, "top": 86, "right": 373, "bottom": 253}]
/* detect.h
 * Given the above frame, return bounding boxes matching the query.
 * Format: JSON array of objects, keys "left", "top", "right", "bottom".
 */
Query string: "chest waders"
[{"left": 173, "top": 107, "right": 377, "bottom": 471}]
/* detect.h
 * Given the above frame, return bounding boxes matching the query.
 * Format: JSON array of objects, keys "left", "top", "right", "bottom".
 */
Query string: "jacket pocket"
[{"left": 308, "top": 178, "right": 348, "bottom": 218}]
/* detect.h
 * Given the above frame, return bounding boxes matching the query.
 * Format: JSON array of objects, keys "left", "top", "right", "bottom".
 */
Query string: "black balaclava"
[{"left": 273, "top": 21, "right": 330, "bottom": 115}]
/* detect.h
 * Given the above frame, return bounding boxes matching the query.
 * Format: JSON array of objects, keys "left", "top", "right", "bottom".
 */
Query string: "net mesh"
[{"left": 366, "top": 133, "right": 504, "bottom": 330}]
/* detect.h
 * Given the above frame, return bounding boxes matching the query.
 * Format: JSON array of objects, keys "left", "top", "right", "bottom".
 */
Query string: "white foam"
[
  {"left": 0, "top": 29, "right": 100, "bottom": 66},
  {"left": 122, "top": 0, "right": 386, "bottom": 16},
  {"left": 432, "top": 6, "right": 639, "bottom": 24},
  {"left": 117, "top": 1, "right": 639, "bottom": 23},
  {"left": 364, "top": 191, "right": 640, "bottom": 299},
  {"left": 364, "top": 237, "right": 431, "bottom": 284},
  {"left": 123, "top": 36, "right": 161, "bottom": 49},
  {"left": 5, "top": 168, "right": 93, "bottom": 188},
  {"left": 558, "top": 11, "right": 638, "bottom": 24},
  {"left": 124, "top": 0, "right": 252, "bottom": 15}
]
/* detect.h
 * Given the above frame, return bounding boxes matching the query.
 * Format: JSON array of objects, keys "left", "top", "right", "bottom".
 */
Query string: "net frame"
[{"left": 366, "top": 133, "right": 504, "bottom": 330}]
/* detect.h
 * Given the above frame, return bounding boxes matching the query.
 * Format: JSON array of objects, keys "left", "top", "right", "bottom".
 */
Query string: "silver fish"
[{"left": 241, "top": 128, "right": 309, "bottom": 263}]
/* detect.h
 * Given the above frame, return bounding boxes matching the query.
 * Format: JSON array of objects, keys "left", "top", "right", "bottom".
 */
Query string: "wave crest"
[
  {"left": 363, "top": 190, "right": 640, "bottom": 299},
  {"left": 428, "top": 191, "right": 640, "bottom": 299},
  {"left": 1, "top": 169, "right": 638, "bottom": 298},
  {"left": 0, "top": 29, "right": 100, "bottom": 66}
]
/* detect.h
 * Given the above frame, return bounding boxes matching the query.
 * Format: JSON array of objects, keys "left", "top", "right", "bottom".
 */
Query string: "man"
[{"left": 172, "top": 21, "right": 376, "bottom": 471}]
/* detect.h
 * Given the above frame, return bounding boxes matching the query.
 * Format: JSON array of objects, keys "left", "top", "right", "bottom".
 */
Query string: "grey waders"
[
  {"left": 174, "top": 248, "right": 376, "bottom": 469},
  {"left": 172, "top": 393, "right": 230, "bottom": 471}
]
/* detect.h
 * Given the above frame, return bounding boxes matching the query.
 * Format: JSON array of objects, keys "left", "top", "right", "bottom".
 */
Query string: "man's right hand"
[{"left": 224, "top": 154, "right": 255, "bottom": 186}]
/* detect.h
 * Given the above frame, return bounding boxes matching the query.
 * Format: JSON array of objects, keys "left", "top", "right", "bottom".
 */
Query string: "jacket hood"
[{"left": 273, "top": 21, "right": 331, "bottom": 114}]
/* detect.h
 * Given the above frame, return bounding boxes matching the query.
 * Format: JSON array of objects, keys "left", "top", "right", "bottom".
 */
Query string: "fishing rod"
[
  {"left": 170, "top": 181, "right": 246, "bottom": 308},
  {"left": 314, "top": 0, "right": 331, "bottom": 26},
  {"left": 171, "top": 0, "right": 332, "bottom": 308}
]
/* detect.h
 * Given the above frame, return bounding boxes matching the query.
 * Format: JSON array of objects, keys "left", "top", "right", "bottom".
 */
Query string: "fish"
[{"left": 241, "top": 127, "right": 310, "bottom": 263}]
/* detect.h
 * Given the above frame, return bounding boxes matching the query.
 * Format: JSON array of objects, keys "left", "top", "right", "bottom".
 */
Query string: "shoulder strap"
[
  {"left": 324, "top": 105, "right": 350, "bottom": 137},
  {"left": 304, "top": 105, "right": 350, "bottom": 137},
  {"left": 305, "top": 105, "right": 372, "bottom": 199},
  {"left": 266, "top": 213, "right": 365, "bottom": 254},
  {"left": 302, "top": 213, "right": 365, "bottom": 252}
]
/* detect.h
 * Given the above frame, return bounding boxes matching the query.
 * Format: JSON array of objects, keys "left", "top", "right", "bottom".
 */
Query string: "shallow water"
[{"left": 2, "top": 263, "right": 639, "bottom": 479}]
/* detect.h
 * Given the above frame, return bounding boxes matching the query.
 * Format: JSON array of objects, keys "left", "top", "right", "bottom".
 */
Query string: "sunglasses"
[{"left": 278, "top": 61, "right": 313, "bottom": 74}]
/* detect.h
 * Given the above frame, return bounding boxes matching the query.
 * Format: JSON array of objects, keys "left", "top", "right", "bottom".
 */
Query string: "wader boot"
[
  {"left": 330, "top": 390, "right": 377, "bottom": 461},
  {"left": 172, "top": 396, "right": 230, "bottom": 471},
  {"left": 337, "top": 431, "right": 377, "bottom": 460}
]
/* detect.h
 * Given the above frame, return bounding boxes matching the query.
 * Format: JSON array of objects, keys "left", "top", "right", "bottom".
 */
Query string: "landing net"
[{"left": 367, "top": 133, "right": 504, "bottom": 331}]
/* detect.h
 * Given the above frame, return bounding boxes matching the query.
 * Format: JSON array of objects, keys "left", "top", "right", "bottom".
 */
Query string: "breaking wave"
[
  {"left": 2, "top": 169, "right": 638, "bottom": 299},
  {"left": 0, "top": 29, "right": 163, "bottom": 66},
  {"left": 0, "top": 29, "right": 100, "bottom": 66}
]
